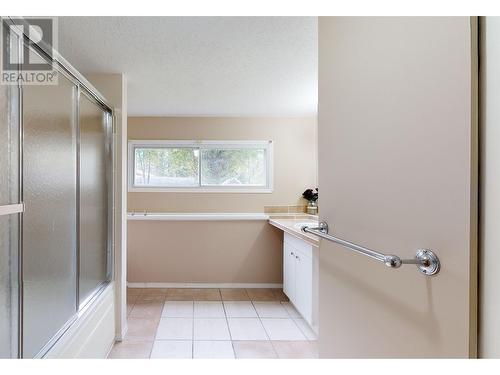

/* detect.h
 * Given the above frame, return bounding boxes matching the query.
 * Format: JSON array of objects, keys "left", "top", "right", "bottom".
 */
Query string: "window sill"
[
  {"left": 128, "top": 187, "right": 274, "bottom": 193},
  {"left": 127, "top": 212, "right": 270, "bottom": 221}
]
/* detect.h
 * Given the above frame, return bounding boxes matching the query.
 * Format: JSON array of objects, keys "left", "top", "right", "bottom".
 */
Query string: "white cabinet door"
[
  {"left": 294, "top": 249, "right": 313, "bottom": 324},
  {"left": 283, "top": 242, "right": 296, "bottom": 301}
]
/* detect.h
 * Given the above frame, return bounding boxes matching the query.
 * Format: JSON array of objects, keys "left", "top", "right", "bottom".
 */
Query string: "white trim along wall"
[
  {"left": 127, "top": 212, "right": 269, "bottom": 221},
  {"left": 127, "top": 283, "right": 283, "bottom": 289}
]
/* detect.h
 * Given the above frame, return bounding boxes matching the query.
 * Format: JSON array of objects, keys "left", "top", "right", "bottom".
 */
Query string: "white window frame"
[{"left": 128, "top": 140, "right": 274, "bottom": 193}]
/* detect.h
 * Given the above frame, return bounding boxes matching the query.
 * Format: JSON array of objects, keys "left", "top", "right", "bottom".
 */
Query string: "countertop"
[{"left": 268, "top": 215, "right": 320, "bottom": 247}]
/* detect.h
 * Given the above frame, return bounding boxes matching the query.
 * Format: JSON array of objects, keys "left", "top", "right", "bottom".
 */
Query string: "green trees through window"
[
  {"left": 134, "top": 148, "right": 199, "bottom": 187},
  {"left": 132, "top": 142, "right": 270, "bottom": 189},
  {"left": 201, "top": 149, "right": 265, "bottom": 186}
]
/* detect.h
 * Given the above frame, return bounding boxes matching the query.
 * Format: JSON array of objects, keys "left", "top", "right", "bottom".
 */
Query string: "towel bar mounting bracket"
[{"left": 302, "top": 221, "right": 441, "bottom": 276}]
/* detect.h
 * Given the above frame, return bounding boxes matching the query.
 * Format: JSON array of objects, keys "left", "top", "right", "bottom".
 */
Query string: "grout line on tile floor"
[
  {"left": 256, "top": 306, "right": 280, "bottom": 358},
  {"left": 191, "top": 301, "right": 195, "bottom": 358},
  {"left": 291, "top": 317, "right": 311, "bottom": 341},
  {"left": 220, "top": 296, "right": 236, "bottom": 358},
  {"left": 125, "top": 288, "right": 316, "bottom": 358},
  {"left": 261, "top": 311, "right": 279, "bottom": 357},
  {"left": 255, "top": 301, "right": 273, "bottom": 343}
]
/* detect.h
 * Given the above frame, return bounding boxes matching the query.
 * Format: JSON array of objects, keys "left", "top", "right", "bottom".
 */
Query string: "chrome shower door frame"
[{"left": 3, "top": 17, "right": 115, "bottom": 358}]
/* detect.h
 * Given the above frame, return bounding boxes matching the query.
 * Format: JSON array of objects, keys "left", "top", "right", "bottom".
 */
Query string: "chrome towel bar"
[{"left": 301, "top": 222, "right": 440, "bottom": 276}]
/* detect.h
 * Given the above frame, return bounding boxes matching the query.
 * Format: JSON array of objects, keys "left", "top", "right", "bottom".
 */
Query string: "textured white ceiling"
[{"left": 58, "top": 17, "right": 318, "bottom": 116}]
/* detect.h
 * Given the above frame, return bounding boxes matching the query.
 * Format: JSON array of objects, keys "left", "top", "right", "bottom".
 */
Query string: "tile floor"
[{"left": 108, "top": 287, "right": 318, "bottom": 359}]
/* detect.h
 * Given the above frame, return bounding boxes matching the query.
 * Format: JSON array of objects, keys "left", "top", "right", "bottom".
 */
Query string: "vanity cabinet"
[
  {"left": 283, "top": 241, "right": 297, "bottom": 301},
  {"left": 283, "top": 232, "right": 318, "bottom": 331}
]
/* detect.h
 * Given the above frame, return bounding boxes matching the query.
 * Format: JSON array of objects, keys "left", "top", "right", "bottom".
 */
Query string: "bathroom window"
[{"left": 128, "top": 140, "right": 273, "bottom": 192}]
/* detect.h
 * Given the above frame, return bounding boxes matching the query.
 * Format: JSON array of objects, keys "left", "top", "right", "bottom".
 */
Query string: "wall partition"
[{"left": 0, "top": 19, "right": 113, "bottom": 358}]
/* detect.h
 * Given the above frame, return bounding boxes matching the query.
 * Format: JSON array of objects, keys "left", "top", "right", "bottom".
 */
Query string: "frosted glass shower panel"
[{"left": 22, "top": 72, "right": 78, "bottom": 357}]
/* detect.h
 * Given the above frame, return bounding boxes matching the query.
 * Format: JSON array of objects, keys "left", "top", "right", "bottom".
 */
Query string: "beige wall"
[
  {"left": 479, "top": 17, "right": 500, "bottom": 358},
  {"left": 128, "top": 221, "right": 283, "bottom": 284},
  {"left": 127, "top": 116, "right": 316, "bottom": 284},
  {"left": 128, "top": 116, "right": 317, "bottom": 212}
]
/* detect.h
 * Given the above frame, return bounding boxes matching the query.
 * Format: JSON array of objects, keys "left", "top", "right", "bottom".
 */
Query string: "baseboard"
[{"left": 127, "top": 282, "right": 283, "bottom": 289}]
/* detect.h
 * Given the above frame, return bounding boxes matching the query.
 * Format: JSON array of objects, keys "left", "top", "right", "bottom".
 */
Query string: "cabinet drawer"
[{"left": 284, "top": 232, "right": 314, "bottom": 259}]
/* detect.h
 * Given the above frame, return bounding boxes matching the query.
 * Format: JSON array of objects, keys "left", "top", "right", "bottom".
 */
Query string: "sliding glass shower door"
[
  {"left": 0, "top": 23, "right": 20, "bottom": 358},
  {"left": 79, "top": 93, "right": 112, "bottom": 306},
  {"left": 1, "top": 22, "right": 113, "bottom": 358},
  {"left": 0, "top": 81, "right": 20, "bottom": 359},
  {"left": 22, "top": 71, "right": 78, "bottom": 358}
]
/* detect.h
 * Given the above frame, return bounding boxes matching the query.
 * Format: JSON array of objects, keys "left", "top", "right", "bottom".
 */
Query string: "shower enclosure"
[{"left": 0, "top": 19, "right": 113, "bottom": 358}]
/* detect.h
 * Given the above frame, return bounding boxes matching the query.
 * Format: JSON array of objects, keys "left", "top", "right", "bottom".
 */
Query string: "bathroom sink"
[{"left": 293, "top": 221, "right": 318, "bottom": 231}]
